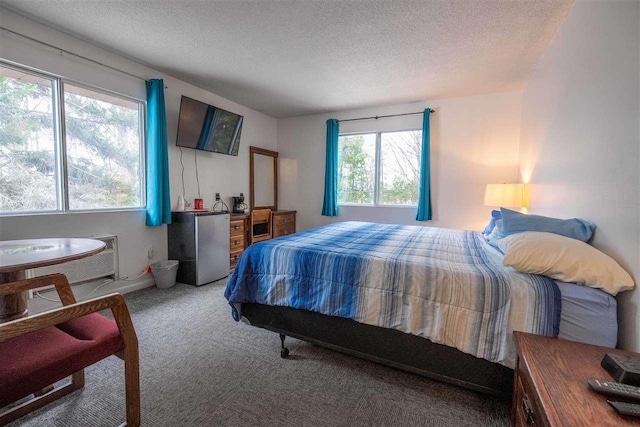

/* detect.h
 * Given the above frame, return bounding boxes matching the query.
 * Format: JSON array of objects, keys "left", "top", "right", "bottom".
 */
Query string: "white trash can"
[{"left": 151, "top": 260, "right": 179, "bottom": 289}]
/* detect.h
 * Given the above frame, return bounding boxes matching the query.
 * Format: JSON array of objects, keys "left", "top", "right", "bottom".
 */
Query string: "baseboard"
[
  {"left": 27, "top": 274, "right": 156, "bottom": 315},
  {"left": 111, "top": 275, "right": 156, "bottom": 295}
]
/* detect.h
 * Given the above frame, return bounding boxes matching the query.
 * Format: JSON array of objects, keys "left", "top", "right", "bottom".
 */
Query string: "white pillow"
[{"left": 496, "top": 231, "right": 635, "bottom": 295}]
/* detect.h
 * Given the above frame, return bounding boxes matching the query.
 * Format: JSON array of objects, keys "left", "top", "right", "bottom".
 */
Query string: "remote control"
[
  {"left": 587, "top": 378, "right": 640, "bottom": 401},
  {"left": 608, "top": 400, "right": 640, "bottom": 418}
]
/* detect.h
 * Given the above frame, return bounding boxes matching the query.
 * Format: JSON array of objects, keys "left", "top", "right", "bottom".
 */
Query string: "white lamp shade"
[{"left": 484, "top": 184, "right": 524, "bottom": 208}]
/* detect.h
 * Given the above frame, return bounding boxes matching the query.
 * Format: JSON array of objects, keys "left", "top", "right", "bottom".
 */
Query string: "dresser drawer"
[
  {"left": 230, "top": 220, "right": 245, "bottom": 236},
  {"left": 274, "top": 214, "right": 295, "bottom": 227},
  {"left": 230, "top": 236, "right": 245, "bottom": 251},
  {"left": 230, "top": 249, "right": 243, "bottom": 268},
  {"left": 273, "top": 225, "right": 294, "bottom": 238},
  {"left": 515, "top": 368, "right": 546, "bottom": 427},
  {"left": 273, "top": 212, "right": 295, "bottom": 238}
]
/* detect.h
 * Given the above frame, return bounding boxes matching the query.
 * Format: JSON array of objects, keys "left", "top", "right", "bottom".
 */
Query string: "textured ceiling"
[{"left": 0, "top": 0, "right": 573, "bottom": 118}]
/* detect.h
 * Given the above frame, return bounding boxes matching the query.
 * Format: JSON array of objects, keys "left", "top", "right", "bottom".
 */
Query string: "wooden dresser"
[
  {"left": 229, "top": 211, "right": 296, "bottom": 273},
  {"left": 272, "top": 210, "right": 296, "bottom": 238},
  {"left": 229, "top": 213, "right": 249, "bottom": 272},
  {"left": 513, "top": 332, "right": 640, "bottom": 426}
]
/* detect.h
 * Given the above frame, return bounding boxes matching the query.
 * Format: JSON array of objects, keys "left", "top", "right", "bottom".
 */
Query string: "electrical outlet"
[
  {"left": 215, "top": 192, "right": 221, "bottom": 201},
  {"left": 147, "top": 247, "right": 154, "bottom": 259}
]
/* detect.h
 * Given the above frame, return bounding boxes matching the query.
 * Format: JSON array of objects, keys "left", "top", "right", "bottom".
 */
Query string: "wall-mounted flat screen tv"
[{"left": 176, "top": 95, "right": 243, "bottom": 156}]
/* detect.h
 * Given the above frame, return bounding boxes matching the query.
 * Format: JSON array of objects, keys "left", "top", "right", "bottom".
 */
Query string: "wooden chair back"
[
  {"left": 0, "top": 274, "right": 140, "bottom": 426},
  {"left": 251, "top": 209, "right": 272, "bottom": 244}
]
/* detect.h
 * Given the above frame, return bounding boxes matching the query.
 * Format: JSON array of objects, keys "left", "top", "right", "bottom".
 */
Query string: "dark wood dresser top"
[
  {"left": 514, "top": 332, "right": 640, "bottom": 426},
  {"left": 230, "top": 213, "right": 249, "bottom": 220}
]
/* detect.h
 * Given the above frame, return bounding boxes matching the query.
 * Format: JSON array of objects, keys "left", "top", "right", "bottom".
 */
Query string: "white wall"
[
  {"left": 278, "top": 91, "right": 523, "bottom": 232},
  {"left": 166, "top": 87, "right": 277, "bottom": 213},
  {"left": 0, "top": 9, "right": 277, "bottom": 288},
  {"left": 518, "top": 0, "right": 640, "bottom": 350}
]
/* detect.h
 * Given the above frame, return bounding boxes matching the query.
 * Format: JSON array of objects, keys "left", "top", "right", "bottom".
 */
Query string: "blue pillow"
[
  {"left": 485, "top": 219, "right": 506, "bottom": 249},
  {"left": 483, "top": 210, "right": 502, "bottom": 235},
  {"left": 500, "top": 208, "right": 594, "bottom": 242}
]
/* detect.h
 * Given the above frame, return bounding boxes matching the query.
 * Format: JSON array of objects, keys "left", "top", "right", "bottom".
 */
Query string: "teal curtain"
[
  {"left": 416, "top": 109, "right": 432, "bottom": 221},
  {"left": 321, "top": 119, "right": 339, "bottom": 216},
  {"left": 145, "top": 79, "right": 171, "bottom": 226}
]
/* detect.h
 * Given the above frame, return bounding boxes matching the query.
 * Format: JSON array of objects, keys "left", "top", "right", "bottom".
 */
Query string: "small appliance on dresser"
[
  {"left": 232, "top": 193, "right": 248, "bottom": 214},
  {"left": 168, "top": 211, "right": 230, "bottom": 286}
]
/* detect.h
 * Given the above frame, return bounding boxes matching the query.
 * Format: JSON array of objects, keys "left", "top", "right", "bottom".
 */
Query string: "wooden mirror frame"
[{"left": 249, "top": 146, "right": 278, "bottom": 211}]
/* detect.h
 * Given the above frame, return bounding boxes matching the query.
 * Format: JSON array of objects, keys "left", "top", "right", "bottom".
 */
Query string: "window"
[
  {"left": 0, "top": 62, "right": 144, "bottom": 214},
  {"left": 0, "top": 66, "right": 58, "bottom": 212},
  {"left": 337, "top": 133, "right": 376, "bottom": 204},
  {"left": 338, "top": 130, "right": 422, "bottom": 206}
]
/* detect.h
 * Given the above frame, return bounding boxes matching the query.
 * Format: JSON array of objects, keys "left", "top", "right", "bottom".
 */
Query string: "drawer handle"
[
  {"left": 232, "top": 255, "right": 238, "bottom": 261},
  {"left": 234, "top": 240, "right": 240, "bottom": 245},
  {"left": 234, "top": 225, "right": 240, "bottom": 230},
  {"left": 522, "top": 395, "right": 535, "bottom": 426}
]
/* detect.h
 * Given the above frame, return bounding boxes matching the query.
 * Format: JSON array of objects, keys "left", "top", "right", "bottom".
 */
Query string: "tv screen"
[{"left": 176, "top": 96, "right": 243, "bottom": 156}]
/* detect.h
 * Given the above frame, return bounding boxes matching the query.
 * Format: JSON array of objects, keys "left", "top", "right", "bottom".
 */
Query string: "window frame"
[
  {"left": 0, "top": 60, "right": 147, "bottom": 217},
  {"left": 338, "top": 128, "right": 422, "bottom": 208}
]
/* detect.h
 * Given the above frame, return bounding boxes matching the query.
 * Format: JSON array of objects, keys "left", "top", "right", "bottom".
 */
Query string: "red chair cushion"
[
  {"left": 0, "top": 313, "right": 124, "bottom": 408},
  {"left": 56, "top": 313, "right": 121, "bottom": 342}
]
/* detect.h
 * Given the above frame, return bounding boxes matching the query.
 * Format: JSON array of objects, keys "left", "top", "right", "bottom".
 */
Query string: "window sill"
[
  {"left": 0, "top": 207, "right": 146, "bottom": 218},
  {"left": 339, "top": 204, "right": 417, "bottom": 209}
]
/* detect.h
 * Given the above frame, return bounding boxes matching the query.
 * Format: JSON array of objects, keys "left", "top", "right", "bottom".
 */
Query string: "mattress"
[
  {"left": 482, "top": 238, "right": 619, "bottom": 349},
  {"left": 556, "top": 281, "right": 618, "bottom": 348},
  {"left": 226, "top": 221, "right": 561, "bottom": 368}
]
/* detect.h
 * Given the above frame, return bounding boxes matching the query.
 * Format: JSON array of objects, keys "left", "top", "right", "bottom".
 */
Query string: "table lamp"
[{"left": 484, "top": 183, "right": 525, "bottom": 208}]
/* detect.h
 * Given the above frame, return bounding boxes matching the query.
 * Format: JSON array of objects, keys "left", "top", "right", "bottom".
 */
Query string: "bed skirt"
[{"left": 242, "top": 303, "right": 514, "bottom": 399}]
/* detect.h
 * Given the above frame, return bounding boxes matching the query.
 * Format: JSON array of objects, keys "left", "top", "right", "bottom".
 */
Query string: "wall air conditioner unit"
[{"left": 26, "top": 235, "right": 119, "bottom": 297}]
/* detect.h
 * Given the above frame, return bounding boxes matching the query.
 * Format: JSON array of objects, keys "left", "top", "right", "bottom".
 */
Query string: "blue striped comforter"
[{"left": 225, "top": 221, "right": 561, "bottom": 367}]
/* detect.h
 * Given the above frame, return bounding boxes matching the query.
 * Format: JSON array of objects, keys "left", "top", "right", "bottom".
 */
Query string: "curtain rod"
[
  {"left": 0, "top": 26, "right": 167, "bottom": 88},
  {"left": 337, "top": 110, "right": 434, "bottom": 123}
]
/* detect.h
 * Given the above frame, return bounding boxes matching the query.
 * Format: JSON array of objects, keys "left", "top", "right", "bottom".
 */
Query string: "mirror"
[{"left": 250, "top": 146, "right": 278, "bottom": 211}]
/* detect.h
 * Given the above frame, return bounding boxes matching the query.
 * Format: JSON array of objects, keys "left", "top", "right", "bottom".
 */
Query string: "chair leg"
[
  {"left": 32, "top": 370, "right": 83, "bottom": 398},
  {"left": 123, "top": 346, "right": 140, "bottom": 427},
  {"left": 72, "top": 369, "right": 85, "bottom": 388},
  {"left": 33, "top": 385, "right": 54, "bottom": 397},
  {"left": 0, "top": 371, "right": 85, "bottom": 425}
]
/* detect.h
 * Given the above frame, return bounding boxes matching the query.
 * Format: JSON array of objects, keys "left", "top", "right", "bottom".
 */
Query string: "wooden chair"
[
  {"left": 251, "top": 209, "right": 272, "bottom": 244},
  {"left": 0, "top": 274, "right": 140, "bottom": 426}
]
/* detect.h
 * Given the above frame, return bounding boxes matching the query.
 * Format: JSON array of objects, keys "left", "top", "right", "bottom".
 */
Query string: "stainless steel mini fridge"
[{"left": 168, "top": 211, "right": 230, "bottom": 286}]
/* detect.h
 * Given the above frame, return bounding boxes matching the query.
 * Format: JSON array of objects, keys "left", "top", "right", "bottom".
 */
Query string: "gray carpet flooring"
[{"left": 12, "top": 282, "right": 510, "bottom": 427}]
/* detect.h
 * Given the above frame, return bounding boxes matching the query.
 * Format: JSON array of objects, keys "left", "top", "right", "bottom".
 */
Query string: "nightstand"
[{"left": 513, "top": 332, "right": 640, "bottom": 426}]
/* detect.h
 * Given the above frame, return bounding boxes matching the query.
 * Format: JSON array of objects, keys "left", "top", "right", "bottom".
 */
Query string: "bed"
[{"left": 224, "top": 221, "right": 617, "bottom": 397}]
